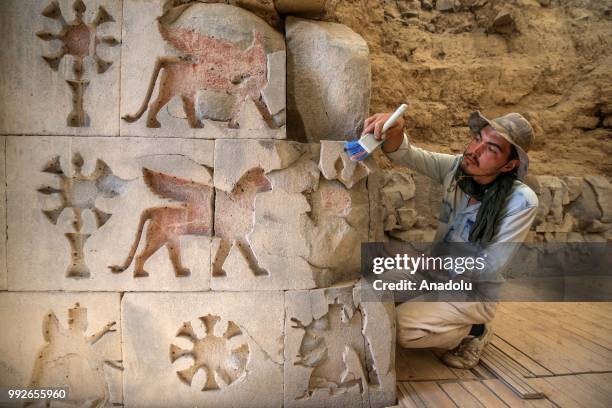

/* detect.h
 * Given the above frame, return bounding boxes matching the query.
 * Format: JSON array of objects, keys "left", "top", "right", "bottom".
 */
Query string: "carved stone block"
[
  {"left": 6, "top": 136, "right": 214, "bottom": 291},
  {"left": 121, "top": 1, "right": 286, "bottom": 139},
  {"left": 0, "top": 292, "right": 122, "bottom": 405},
  {"left": 211, "top": 140, "right": 368, "bottom": 290},
  {"left": 286, "top": 17, "right": 371, "bottom": 142},
  {"left": 284, "top": 282, "right": 396, "bottom": 407},
  {"left": 0, "top": 0, "right": 121, "bottom": 135},
  {"left": 319, "top": 141, "right": 375, "bottom": 188},
  {"left": 122, "top": 292, "right": 284, "bottom": 407}
]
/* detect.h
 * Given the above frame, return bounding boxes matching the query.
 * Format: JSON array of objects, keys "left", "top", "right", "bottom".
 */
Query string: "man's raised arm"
[{"left": 362, "top": 112, "right": 458, "bottom": 185}]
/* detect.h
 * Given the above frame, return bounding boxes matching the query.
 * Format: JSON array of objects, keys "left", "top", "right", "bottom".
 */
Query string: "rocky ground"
[{"left": 328, "top": 0, "right": 612, "bottom": 177}]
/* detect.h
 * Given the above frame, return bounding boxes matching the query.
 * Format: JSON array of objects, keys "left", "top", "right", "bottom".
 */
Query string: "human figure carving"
[
  {"left": 29, "top": 303, "right": 122, "bottom": 407},
  {"left": 291, "top": 304, "right": 365, "bottom": 398}
]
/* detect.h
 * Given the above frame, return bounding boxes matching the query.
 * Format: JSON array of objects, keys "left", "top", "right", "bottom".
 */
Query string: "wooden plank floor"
[{"left": 396, "top": 303, "right": 612, "bottom": 407}]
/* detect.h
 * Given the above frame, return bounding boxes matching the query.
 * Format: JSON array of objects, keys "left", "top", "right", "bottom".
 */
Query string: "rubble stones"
[
  {"left": 274, "top": 0, "right": 326, "bottom": 16},
  {"left": 585, "top": 176, "right": 612, "bottom": 223},
  {"left": 436, "top": 0, "right": 456, "bottom": 12},
  {"left": 384, "top": 167, "right": 611, "bottom": 244},
  {"left": 421, "top": 0, "right": 434, "bottom": 10},
  {"left": 487, "top": 10, "right": 518, "bottom": 35},
  {"left": 568, "top": 179, "right": 602, "bottom": 229}
]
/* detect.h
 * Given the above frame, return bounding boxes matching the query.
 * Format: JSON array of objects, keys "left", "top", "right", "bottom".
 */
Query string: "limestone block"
[
  {"left": 286, "top": 17, "right": 371, "bottom": 142},
  {"left": 319, "top": 141, "right": 375, "bottom": 189},
  {"left": 0, "top": 137, "right": 5, "bottom": 290},
  {"left": 6, "top": 136, "right": 214, "bottom": 291},
  {"left": 586, "top": 220, "right": 612, "bottom": 233},
  {"left": 214, "top": 139, "right": 303, "bottom": 194},
  {"left": 0, "top": 292, "right": 122, "bottom": 405},
  {"left": 358, "top": 293, "right": 396, "bottom": 407},
  {"left": 381, "top": 168, "right": 416, "bottom": 230},
  {"left": 0, "top": 0, "right": 121, "bottom": 135},
  {"left": 583, "top": 233, "right": 606, "bottom": 243},
  {"left": 382, "top": 170, "right": 440, "bottom": 242},
  {"left": 367, "top": 169, "right": 386, "bottom": 242},
  {"left": 411, "top": 172, "right": 443, "bottom": 224},
  {"left": 307, "top": 178, "right": 370, "bottom": 280},
  {"left": 121, "top": 1, "right": 286, "bottom": 139},
  {"left": 284, "top": 282, "right": 396, "bottom": 407},
  {"left": 122, "top": 292, "right": 284, "bottom": 407},
  {"left": 263, "top": 50, "right": 287, "bottom": 118},
  {"left": 397, "top": 0, "right": 420, "bottom": 18},
  {"left": 161, "top": 0, "right": 281, "bottom": 27},
  {"left": 567, "top": 232, "right": 584, "bottom": 242},
  {"left": 212, "top": 140, "right": 368, "bottom": 290},
  {"left": 585, "top": 175, "right": 612, "bottom": 223}
]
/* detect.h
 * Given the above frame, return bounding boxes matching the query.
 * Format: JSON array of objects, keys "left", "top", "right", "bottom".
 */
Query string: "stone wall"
[
  {"left": 0, "top": 1, "right": 393, "bottom": 407},
  {"left": 3, "top": 1, "right": 606, "bottom": 405}
]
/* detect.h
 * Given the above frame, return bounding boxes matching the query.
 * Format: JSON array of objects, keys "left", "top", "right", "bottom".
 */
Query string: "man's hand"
[{"left": 362, "top": 112, "right": 405, "bottom": 153}]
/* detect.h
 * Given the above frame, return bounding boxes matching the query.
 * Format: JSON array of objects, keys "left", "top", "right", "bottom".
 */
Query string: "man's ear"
[{"left": 500, "top": 159, "right": 520, "bottom": 173}]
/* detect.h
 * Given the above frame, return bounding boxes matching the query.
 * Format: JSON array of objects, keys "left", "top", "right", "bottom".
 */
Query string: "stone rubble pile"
[{"left": 381, "top": 168, "right": 612, "bottom": 243}]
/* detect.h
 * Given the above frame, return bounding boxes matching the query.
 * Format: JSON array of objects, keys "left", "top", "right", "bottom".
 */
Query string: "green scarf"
[{"left": 453, "top": 164, "right": 517, "bottom": 244}]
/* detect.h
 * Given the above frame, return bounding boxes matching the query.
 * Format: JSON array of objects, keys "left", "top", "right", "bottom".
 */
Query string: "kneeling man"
[{"left": 362, "top": 111, "right": 538, "bottom": 368}]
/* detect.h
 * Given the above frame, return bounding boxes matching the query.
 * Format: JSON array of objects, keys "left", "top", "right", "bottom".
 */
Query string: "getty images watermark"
[
  {"left": 360, "top": 241, "right": 612, "bottom": 302},
  {"left": 371, "top": 252, "right": 486, "bottom": 292}
]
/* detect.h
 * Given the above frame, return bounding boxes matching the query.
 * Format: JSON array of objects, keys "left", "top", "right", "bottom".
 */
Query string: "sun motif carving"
[
  {"left": 169, "top": 314, "right": 250, "bottom": 391},
  {"left": 36, "top": 0, "right": 120, "bottom": 126},
  {"left": 38, "top": 153, "right": 129, "bottom": 278}
]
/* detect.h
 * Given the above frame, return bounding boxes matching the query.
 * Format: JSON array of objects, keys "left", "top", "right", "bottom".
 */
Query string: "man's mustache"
[{"left": 464, "top": 152, "right": 479, "bottom": 166}]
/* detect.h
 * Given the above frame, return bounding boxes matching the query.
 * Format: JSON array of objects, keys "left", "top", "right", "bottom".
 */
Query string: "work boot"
[{"left": 441, "top": 324, "right": 494, "bottom": 369}]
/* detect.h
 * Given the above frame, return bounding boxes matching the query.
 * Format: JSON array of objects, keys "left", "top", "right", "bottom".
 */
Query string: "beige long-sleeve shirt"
[{"left": 386, "top": 134, "right": 539, "bottom": 281}]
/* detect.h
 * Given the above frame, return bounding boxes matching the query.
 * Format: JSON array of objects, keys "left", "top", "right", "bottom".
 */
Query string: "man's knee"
[
  {"left": 395, "top": 303, "right": 436, "bottom": 348},
  {"left": 395, "top": 301, "right": 476, "bottom": 349},
  {"left": 396, "top": 326, "right": 430, "bottom": 349}
]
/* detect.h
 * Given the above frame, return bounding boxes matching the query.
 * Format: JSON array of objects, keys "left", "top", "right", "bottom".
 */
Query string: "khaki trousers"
[{"left": 396, "top": 301, "right": 497, "bottom": 350}]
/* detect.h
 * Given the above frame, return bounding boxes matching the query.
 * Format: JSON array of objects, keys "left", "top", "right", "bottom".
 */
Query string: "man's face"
[{"left": 461, "top": 125, "right": 518, "bottom": 177}]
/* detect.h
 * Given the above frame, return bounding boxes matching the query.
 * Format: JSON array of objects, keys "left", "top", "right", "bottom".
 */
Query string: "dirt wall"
[{"left": 329, "top": 0, "right": 612, "bottom": 176}]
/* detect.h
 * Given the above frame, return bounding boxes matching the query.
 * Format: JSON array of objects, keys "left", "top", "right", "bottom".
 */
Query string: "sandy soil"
[{"left": 328, "top": 0, "right": 612, "bottom": 177}]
